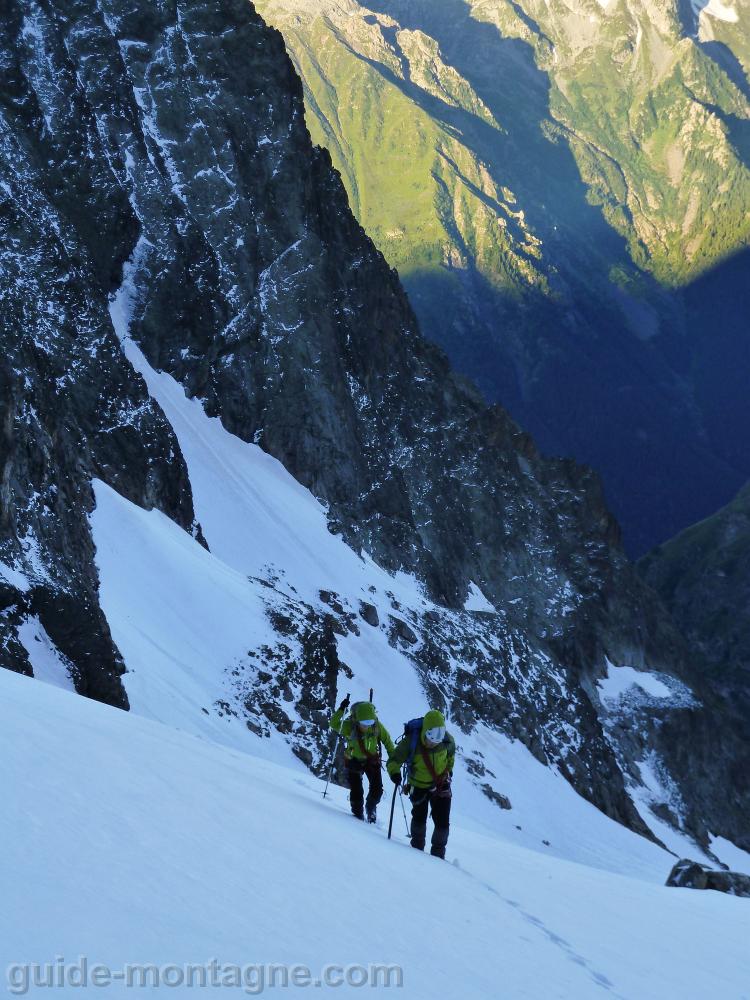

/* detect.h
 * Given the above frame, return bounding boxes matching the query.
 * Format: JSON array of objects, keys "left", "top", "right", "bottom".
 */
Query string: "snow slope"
[
  {"left": 2, "top": 669, "right": 749, "bottom": 1000},
  {"left": 90, "top": 473, "right": 690, "bottom": 882},
  {"left": 86, "top": 337, "right": 738, "bottom": 878}
]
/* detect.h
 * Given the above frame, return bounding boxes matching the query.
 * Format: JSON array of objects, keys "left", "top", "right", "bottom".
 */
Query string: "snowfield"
[
  {"left": 88, "top": 337, "right": 744, "bottom": 876},
  {"left": 5, "top": 304, "right": 748, "bottom": 998},
  {"left": 2, "top": 668, "right": 750, "bottom": 999}
]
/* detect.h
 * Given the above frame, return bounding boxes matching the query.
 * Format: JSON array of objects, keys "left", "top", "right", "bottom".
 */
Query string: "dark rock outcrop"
[
  {"left": 639, "top": 484, "right": 750, "bottom": 851},
  {"left": 359, "top": 602, "right": 380, "bottom": 628},
  {"left": 390, "top": 617, "right": 418, "bottom": 646},
  {"left": 0, "top": 20, "right": 197, "bottom": 702},
  {"left": 667, "top": 859, "right": 750, "bottom": 897},
  {"left": 639, "top": 483, "right": 750, "bottom": 690},
  {"left": 481, "top": 784, "right": 512, "bottom": 810}
]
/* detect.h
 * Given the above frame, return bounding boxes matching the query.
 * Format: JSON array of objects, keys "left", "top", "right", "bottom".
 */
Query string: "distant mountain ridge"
[{"left": 258, "top": 0, "right": 750, "bottom": 555}]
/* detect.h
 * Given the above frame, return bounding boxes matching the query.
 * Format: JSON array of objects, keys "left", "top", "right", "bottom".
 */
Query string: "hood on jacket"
[{"left": 353, "top": 701, "right": 377, "bottom": 723}]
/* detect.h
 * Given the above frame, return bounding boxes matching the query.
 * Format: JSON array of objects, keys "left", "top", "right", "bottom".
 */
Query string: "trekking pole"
[
  {"left": 387, "top": 782, "right": 398, "bottom": 840},
  {"left": 369, "top": 687, "right": 373, "bottom": 702},
  {"left": 323, "top": 692, "right": 349, "bottom": 799},
  {"left": 399, "top": 787, "right": 410, "bottom": 835}
]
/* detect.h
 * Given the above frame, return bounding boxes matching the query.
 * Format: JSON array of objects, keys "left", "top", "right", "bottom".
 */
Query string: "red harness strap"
[
  {"left": 419, "top": 743, "right": 449, "bottom": 789},
  {"left": 354, "top": 726, "right": 381, "bottom": 765}
]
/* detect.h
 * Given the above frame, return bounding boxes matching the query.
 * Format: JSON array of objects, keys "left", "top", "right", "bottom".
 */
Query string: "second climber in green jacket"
[
  {"left": 330, "top": 696, "right": 395, "bottom": 823},
  {"left": 387, "top": 709, "right": 455, "bottom": 859}
]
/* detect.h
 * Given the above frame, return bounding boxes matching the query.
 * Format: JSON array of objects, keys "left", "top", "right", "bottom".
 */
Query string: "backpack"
[{"left": 401, "top": 717, "right": 424, "bottom": 780}]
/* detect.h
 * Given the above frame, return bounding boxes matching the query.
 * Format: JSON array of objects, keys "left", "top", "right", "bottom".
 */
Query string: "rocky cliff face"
[
  {"left": 0, "top": 4, "right": 197, "bottom": 703},
  {"left": 640, "top": 482, "right": 750, "bottom": 688},
  {"left": 257, "top": 0, "right": 750, "bottom": 556},
  {"left": 637, "top": 485, "right": 750, "bottom": 852},
  {"left": 0, "top": 0, "right": 747, "bottom": 854}
]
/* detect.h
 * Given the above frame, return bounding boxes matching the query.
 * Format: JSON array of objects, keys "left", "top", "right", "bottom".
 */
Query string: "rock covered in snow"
[{"left": 667, "top": 859, "right": 750, "bottom": 897}]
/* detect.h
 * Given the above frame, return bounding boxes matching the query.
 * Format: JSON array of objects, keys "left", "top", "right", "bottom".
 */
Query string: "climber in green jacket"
[
  {"left": 387, "top": 709, "right": 455, "bottom": 859},
  {"left": 330, "top": 696, "right": 395, "bottom": 823}
]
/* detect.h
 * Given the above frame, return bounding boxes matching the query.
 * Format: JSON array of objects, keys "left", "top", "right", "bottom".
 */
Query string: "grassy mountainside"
[
  {"left": 687, "top": 0, "right": 750, "bottom": 119},
  {"left": 264, "top": 0, "right": 750, "bottom": 284},
  {"left": 257, "top": 0, "right": 750, "bottom": 556},
  {"left": 475, "top": 0, "right": 750, "bottom": 283}
]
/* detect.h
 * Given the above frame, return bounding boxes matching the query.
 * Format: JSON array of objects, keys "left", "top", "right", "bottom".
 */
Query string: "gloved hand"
[
  {"left": 389, "top": 770, "right": 402, "bottom": 786},
  {"left": 338, "top": 695, "right": 350, "bottom": 712},
  {"left": 437, "top": 775, "right": 452, "bottom": 798}
]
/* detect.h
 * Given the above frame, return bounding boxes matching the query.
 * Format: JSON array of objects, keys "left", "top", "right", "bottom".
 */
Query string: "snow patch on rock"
[
  {"left": 709, "top": 835, "right": 750, "bottom": 875},
  {"left": 696, "top": 0, "right": 740, "bottom": 22},
  {"left": 0, "top": 559, "right": 30, "bottom": 593},
  {"left": 598, "top": 660, "right": 673, "bottom": 704},
  {"left": 17, "top": 616, "right": 76, "bottom": 692},
  {"left": 464, "top": 581, "right": 496, "bottom": 613}
]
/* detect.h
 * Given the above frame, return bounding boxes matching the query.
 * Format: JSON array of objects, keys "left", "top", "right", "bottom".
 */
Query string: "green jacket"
[
  {"left": 387, "top": 728, "right": 456, "bottom": 789},
  {"left": 330, "top": 708, "right": 395, "bottom": 762}
]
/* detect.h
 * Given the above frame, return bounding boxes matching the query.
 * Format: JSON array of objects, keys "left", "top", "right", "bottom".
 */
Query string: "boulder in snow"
[
  {"left": 390, "top": 616, "right": 418, "bottom": 645},
  {"left": 666, "top": 859, "right": 750, "bottom": 896},
  {"left": 359, "top": 602, "right": 380, "bottom": 627}
]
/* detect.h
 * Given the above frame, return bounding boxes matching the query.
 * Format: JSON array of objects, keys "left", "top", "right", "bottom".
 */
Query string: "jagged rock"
[
  {"left": 261, "top": 702, "right": 293, "bottom": 733},
  {"left": 320, "top": 592, "right": 358, "bottom": 635},
  {"left": 640, "top": 484, "right": 750, "bottom": 685},
  {"left": 292, "top": 745, "right": 314, "bottom": 767},
  {"left": 639, "top": 484, "right": 750, "bottom": 855},
  {"left": 667, "top": 859, "right": 750, "bottom": 897},
  {"left": 666, "top": 859, "right": 710, "bottom": 890},
  {"left": 319, "top": 591, "right": 345, "bottom": 616},
  {"left": 359, "top": 602, "right": 380, "bottom": 628},
  {"left": 267, "top": 611, "right": 295, "bottom": 636},
  {"left": 706, "top": 871, "right": 750, "bottom": 897},
  {"left": 390, "top": 616, "right": 418, "bottom": 645},
  {"left": 481, "top": 784, "right": 512, "bottom": 810},
  {"left": 466, "top": 757, "right": 486, "bottom": 778}
]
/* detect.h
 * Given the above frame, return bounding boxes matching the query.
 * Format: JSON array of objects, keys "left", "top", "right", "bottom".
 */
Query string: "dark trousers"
[
  {"left": 346, "top": 758, "right": 383, "bottom": 816},
  {"left": 410, "top": 787, "right": 451, "bottom": 858}
]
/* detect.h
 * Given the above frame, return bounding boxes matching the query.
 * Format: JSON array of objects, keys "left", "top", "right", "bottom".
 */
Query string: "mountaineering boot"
[{"left": 366, "top": 805, "right": 377, "bottom": 824}]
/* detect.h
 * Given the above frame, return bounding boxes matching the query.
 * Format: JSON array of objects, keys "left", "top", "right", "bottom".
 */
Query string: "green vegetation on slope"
[
  {"left": 261, "top": 0, "right": 750, "bottom": 292},
  {"left": 475, "top": 0, "right": 750, "bottom": 285},
  {"left": 260, "top": 2, "right": 549, "bottom": 293}
]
